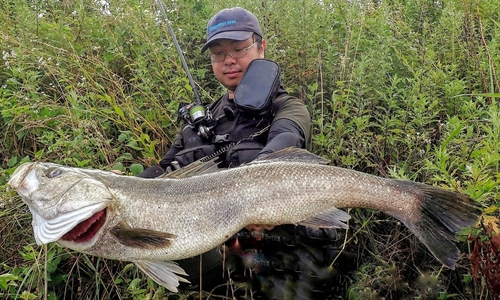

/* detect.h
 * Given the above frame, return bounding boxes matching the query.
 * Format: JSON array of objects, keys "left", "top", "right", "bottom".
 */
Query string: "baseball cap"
[{"left": 201, "top": 7, "right": 262, "bottom": 53}]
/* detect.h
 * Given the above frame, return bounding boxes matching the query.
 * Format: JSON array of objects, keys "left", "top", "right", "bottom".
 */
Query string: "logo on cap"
[{"left": 209, "top": 20, "right": 237, "bottom": 32}]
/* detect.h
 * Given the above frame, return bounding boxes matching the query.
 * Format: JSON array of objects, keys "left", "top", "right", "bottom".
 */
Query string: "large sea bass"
[{"left": 8, "top": 148, "right": 480, "bottom": 292}]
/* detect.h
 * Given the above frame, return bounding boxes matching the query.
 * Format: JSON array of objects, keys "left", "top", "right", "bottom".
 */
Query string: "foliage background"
[{"left": 1, "top": 0, "right": 499, "bottom": 299}]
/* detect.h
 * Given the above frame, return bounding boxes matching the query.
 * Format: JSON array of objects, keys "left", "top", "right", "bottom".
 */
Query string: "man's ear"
[{"left": 259, "top": 40, "right": 267, "bottom": 58}]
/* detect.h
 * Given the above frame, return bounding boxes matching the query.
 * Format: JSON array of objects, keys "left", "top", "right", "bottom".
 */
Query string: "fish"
[{"left": 7, "top": 148, "right": 481, "bottom": 292}]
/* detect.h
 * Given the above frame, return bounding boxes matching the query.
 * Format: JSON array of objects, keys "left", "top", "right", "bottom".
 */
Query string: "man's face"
[{"left": 209, "top": 37, "right": 266, "bottom": 95}]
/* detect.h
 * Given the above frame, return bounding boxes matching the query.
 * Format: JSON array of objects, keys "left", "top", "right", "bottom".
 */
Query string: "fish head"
[{"left": 8, "top": 162, "right": 116, "bottom": 248}]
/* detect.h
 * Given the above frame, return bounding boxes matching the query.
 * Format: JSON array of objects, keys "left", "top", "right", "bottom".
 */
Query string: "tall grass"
[{"left": 1, "top": 0, "right": 499, "bottom": 298}]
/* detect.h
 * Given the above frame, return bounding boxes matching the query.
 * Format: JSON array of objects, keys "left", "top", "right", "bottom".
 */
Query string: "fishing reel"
[
  {"left": 178, "top": 102, "right": 236, "bottom": 141},
  {"left": 178, "top": 103, "right": 213, "bottom": 140},
  {"left": 178, "top": 103, "right": 208, "bottom": 124}
]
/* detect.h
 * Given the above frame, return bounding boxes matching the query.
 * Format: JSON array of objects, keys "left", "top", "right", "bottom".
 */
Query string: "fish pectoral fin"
[
  {"left": 299, "top": 207, "right": 351, "bottom": 229},
  {"left": 110, "top": 227, "right": 176, "bottom": 249},
  {"left": 135, "top": 260, "right": 189, "bottom": 293}
]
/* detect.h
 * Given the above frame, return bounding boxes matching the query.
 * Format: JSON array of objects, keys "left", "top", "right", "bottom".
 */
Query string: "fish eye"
[{"left": 46, "top": 168, "right": 62, "bottom": 178}]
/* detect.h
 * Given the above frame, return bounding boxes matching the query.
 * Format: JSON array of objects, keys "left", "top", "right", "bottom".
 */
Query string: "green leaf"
[
  {"left": 130, "top": 163, "right": 144, "bottom": 175},
  {"left": 128, "top": 278, "right": 142, "bottom": 290},
  {"left": 47, "top": 292, "right": 58, "bottom": 300},
  {"left": 20, "top": 291, "right": 37, "bottom": 300},
  {"left": 114, "top": 105, "right": 125, "bottom": 118},
  {"left": 117, "top": 153, "right": 134, "bottom": 161},
  {"left": 126, "top": 141, "right": 144, "bottom": 151},
  {"left": 118, "top": 132, "right": 130, "bottom": 142},
  {"left": 0, "top": 274, "right": 20, "bottom": 290},
  {"left": 7, "top": 156, "right": 17, "bottom": 167},
  {"left": 123, "top": 263, "right": 136, "bottom": 273},
  {"left": 113, "top": 162, "right": 124, "bottom": 172}
]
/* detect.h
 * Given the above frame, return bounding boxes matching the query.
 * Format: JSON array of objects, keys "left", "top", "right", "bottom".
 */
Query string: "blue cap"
[{"left": 201, "top": 7, "right": 262, "bottom": 53}]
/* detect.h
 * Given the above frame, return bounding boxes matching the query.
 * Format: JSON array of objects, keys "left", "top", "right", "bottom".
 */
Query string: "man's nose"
[{"left": 223, "top": 53, "right": 237, "bottom": 64}]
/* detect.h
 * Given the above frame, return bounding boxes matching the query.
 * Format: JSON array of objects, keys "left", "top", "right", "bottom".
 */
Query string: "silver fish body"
[{"left": 7, "top": 148, "right": 481, "bottom": 292}]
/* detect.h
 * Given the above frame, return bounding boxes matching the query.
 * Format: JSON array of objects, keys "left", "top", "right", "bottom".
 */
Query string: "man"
[
  {"left": 139, "top": 7, "right": 354, "bottom": 299},
  {"left": 139, "top": 7, "right": 310, "bottom": 176}
]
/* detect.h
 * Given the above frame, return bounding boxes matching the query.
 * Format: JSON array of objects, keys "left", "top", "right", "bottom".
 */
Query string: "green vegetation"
[{"left": 1, "top": 0, "right": 499, "bottom": 298}]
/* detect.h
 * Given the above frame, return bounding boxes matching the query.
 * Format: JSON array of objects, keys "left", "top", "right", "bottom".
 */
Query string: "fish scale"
[{"left": 8, "top": 147, "right": 481, "bottom": 292}]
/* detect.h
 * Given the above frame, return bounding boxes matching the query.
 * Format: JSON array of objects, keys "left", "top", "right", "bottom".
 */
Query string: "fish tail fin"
[{"left": 395, "top": 180, "right": 481, "bottom": 269}]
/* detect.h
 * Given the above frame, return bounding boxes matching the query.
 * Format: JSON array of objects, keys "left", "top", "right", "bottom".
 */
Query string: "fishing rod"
[
  {"left": 155, "top": 0, "right": 211, "bottom": 137},
  {"left": 155, "top": 0, "right": 201, "bottom": 103}
]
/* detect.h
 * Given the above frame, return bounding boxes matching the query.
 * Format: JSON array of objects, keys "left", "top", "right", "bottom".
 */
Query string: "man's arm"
[
  {"left": 258, "top": 118, "right": 305, "bottom": 157},
  {"left": 258, "top": 95, "right": 311, "bottom": 157}
]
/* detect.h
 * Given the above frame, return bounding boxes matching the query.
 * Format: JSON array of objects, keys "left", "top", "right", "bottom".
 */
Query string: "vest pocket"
[
  {"left": 173, "top": 144, "right": 217, "bottom": 167},
  {"left": 226, "top": 141, "right": 265, "bottom": 167}
]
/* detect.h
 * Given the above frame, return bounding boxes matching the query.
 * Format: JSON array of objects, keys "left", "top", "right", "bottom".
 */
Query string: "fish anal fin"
[
  {"left": 110, "top": 226, "right": 176, "bottom": 249},
  {"left": 299, "top": 207, "right": 351, "bottom": 229},
  {"left": 135, "top": 260, "right": 189, "bottom": 292}
]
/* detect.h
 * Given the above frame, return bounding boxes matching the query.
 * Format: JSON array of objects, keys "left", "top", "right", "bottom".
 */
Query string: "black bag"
[{"left": 234, "top": 59, "right": 281, "bottom": 115}]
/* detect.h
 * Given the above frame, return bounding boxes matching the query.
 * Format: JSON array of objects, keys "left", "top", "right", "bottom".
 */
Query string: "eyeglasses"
[{"left": 208, "top": 41, "right": 258, "bottom": 62}]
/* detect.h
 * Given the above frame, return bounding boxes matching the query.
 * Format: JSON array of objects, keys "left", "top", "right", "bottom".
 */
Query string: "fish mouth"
[
  {"left": 29, "top": 201, "right": 109, "bottom": 246},
  {"left": 60, "top": 208, "right": 107, "bottom": 243}
]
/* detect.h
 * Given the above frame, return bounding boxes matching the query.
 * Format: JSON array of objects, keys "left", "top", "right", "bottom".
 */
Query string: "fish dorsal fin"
[
  {"left": 135, "top": 260, "right": 189, "bottom": 292},
  {"left": 299, "top": 207, "right": 351, "bottom": 229},
  {"left": 251, "top": 147, "right": 330, "bottom": 165},
  {"left": 159, "top": 158, "right": 221, "bottom": 179},
  {"left": 159, "top": 147, "right": 328, "bottom": 179}
]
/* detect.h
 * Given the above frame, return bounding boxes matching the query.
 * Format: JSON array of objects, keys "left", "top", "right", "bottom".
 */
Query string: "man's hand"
[{"left": 136, "top": 165, "right": 165, "bottom": 178}]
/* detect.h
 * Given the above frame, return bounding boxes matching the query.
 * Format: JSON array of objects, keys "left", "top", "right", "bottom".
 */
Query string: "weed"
[{"left": 1, "top": 0, "right": 499, "bottom": 298}]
